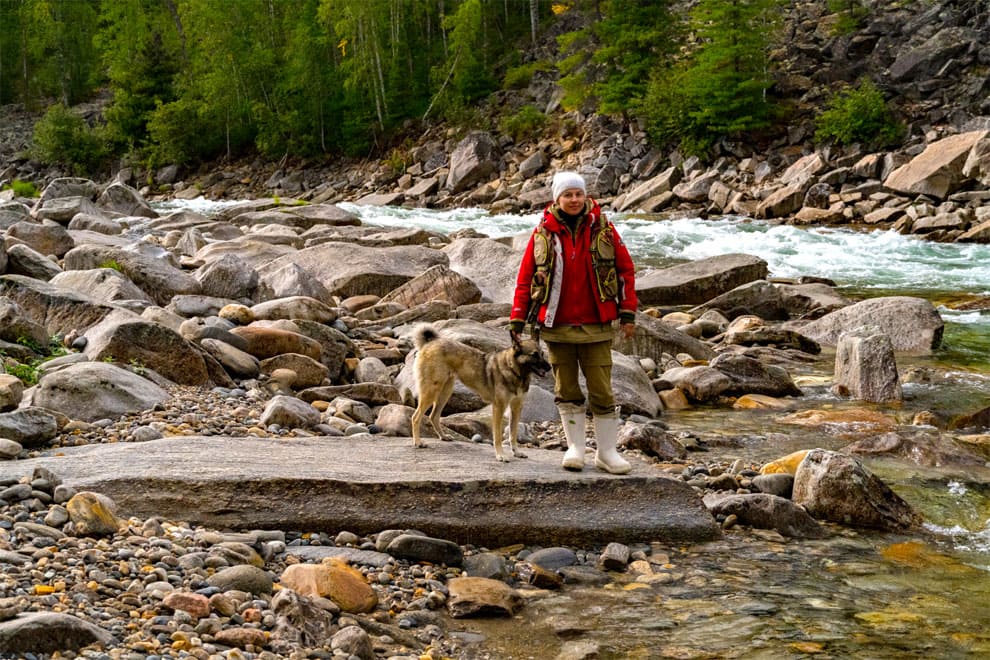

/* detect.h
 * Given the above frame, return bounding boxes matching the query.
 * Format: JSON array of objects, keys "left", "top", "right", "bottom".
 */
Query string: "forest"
[{"left": 0, "top": 0, "right": 893, "bottom": 176}]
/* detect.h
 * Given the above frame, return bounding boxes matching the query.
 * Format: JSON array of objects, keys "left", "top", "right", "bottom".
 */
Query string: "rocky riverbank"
[{"left": 1, "top": 175, "right": 986, "bottom": 657}]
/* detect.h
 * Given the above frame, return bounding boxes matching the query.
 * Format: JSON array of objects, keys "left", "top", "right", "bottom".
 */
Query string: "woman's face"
[{"left": 557, "top": 188, "right": 586, "bottom": 215}]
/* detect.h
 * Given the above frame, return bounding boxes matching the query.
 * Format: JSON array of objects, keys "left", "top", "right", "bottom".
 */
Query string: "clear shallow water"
[{"left": 159, "top": 198, "right": 990, "bottom": 657}]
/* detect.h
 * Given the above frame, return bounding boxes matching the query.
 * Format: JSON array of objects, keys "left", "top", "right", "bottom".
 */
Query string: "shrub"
[
  {"left": 31, "top": 104, "right": 109, "bottom": 176},
  {"left": 1, "top": 180, "right": 39, "bottom": 198},
  {"left": 502, "top": 61, "right": 552, "bottom": 90},
  {"left": 814, "top": 79, "right": 903, "bottom": 148},
  {"left": 499, "top": 105, "right": 548, "bottom": 143}
]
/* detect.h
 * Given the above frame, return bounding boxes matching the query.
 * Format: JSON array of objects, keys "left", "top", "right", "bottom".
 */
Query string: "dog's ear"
[
  {"left": 532, "top": 326, "right": 541, "bottom": 344},
  {"left": 510, "top": 329, "right": 522, "bottom": 349}
]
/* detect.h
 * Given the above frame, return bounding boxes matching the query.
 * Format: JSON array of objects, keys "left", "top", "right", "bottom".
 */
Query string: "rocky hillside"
[{"left": 2, "top": 0, "right": 990, "bottom": 245}]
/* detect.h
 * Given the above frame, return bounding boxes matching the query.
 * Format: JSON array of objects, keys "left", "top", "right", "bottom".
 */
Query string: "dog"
[{"left": 410, "top": 324, "right": 550, "bottom": 462}]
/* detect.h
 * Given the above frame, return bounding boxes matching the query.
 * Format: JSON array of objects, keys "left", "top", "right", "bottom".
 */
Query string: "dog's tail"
[{"left": 413, "top": 324, "right": 440, "bottom": 350}]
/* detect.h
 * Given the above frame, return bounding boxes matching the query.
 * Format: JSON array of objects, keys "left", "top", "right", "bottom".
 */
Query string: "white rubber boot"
[
  {"left": 558, "top": 404, "right": 587, "bottom": 471},
  {"left": 594, "top": 413, "right": 631, "bottom": 474}
]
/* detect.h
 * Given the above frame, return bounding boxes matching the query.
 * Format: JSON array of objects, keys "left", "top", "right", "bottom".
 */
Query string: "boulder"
[
  {"left": 63, "top": 244, "right": 201, "bottom": 306},
  {"left": 380, "top": 263, "right": 482, "bottom": 309},
  {"left": 615, "top": 312, "right": 715, "bottom": 362},
  {"left": 0, "top": 612, "right": 115, "bottom": 654},
  {"left": 230, "top": 325, "right": 323, "bottom": 361},
  {"left": 29, "top": 362, "right": 170, "bottom": 423},
  {"left": 443, "top": 237, "right": 520, "bottom": 304},
  {"left": 617, "top": 166, "right": 682, "bottom": 212},
  {"left": 278, "top": 560, "right": 377, "bottom": 613},
  {"left": 7, "top": 219, "right": 75, "bottom": 257},
  {"left": 709, "top": 353, "right": 802, "bottom": 397},
  {"left": 256, "top": 261, "right": 333, "bottom": 304},
  {"left": 83, "top": 317, "right": 211, "bottom": 385},
  {"left": 0, "top": 408, "right": 59, "bottom": 448},
  {"left": 833, "top": 326, "right": 902, "bottom": 403},
  {"left": 691, "top": 280, "right": 848, "bottom": 321},
  {"left": 447, "top": 577, "right": 522, "bottom": 618},
  {"left": 636, "top": 254, "right": 769, "bottom": 306},
  {"left": 194, "top": 254, "right": 259, "bottom": 301},
  {"left": 259, "top": 395, "right": 321, "bottom": 429},
  {"left": 257, "top": 242, "right": 447, "bottom": 299},
  {"left": 657, "top": 366, "right": 733, "bottom": 403},
  {"left": 705, "top": 493, "right": 826, "bottom": 538},
  {"left": 888, "top": 27, "right": 977, "bottom": 83},
  {"left": 0, "top": 275, "right": 121, "bottom": 338},
  {"left": 49, "top": 268, "right": 153, "bottom": 305},
  {"left": 792, "top": 448, "right": 923, "bottom": 531},
  {"left": 5, "top": 243, "right": 62, "bottom": 280},
  {"left": 96, "top": 182, "right": 157, "bottom": 218},
  {"left": 884, "top": 130, "right": 987, "bottom": 199},
  {"left": 446, "top": 131, "right": 499, "bottom": 193},
  {"left": 792, "top": 296, "right": 943, "bottom": 353}
]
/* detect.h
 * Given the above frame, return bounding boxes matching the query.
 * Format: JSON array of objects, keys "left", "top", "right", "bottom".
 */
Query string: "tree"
[{"left": 640, "top": 0, "right": 783, "bottom": 154}]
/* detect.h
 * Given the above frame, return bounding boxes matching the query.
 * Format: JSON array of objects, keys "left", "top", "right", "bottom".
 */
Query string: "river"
[{"left": 158, "top": 198, "right": 990, "bottom": 658}]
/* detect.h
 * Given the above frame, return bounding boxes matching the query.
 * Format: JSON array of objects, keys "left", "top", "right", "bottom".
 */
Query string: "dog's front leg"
[
  {"left": 508, "top": 396, "right": 526, "bottom": 459},
  {"left": 491, "top": 400, "right": 509, "bottom": 462}
]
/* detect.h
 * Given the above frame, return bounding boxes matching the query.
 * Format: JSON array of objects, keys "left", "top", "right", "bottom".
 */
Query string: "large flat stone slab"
[{"left": 1, "top": 436, "right": 719, "bottom": 547}]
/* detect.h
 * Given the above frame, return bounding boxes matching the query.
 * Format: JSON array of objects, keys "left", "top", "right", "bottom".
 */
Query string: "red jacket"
[{"left": 511, "top": 199, "right": 637, "bottom": 329}]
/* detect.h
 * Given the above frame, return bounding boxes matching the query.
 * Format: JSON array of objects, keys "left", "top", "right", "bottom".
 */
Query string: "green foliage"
[
  {"left": 1, "top": 180, "right": 39, "bottom": 198},
  {"left": 828, "top": 0, "right": 869, "bottom": 35},
  {"left": 639, "top": 0, "right": 783, "bottom": 155},
  {"left": 31, "top": 104, "right": 109, "bottom": 175},
  {"left": 499, "top": 105, "right": 548, "bottom": 143},
  {"left": 502, "top": 61, "right": 552, "bottom": 90},
  {"left": 98, "top": 259, "right": 123, "bottom": 272},
  {"left": 443, "top": 0, "right": 496, "bottom": 103},
  {"left": 4, "top": 360, "right": 39, "bottom": 386},
  {"left": 815, "top": 79, "right": 903, "bottom": 148}
]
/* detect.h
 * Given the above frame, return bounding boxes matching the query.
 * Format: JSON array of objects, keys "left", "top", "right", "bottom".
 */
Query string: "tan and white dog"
[{"left": 410, "top": 324, "right": 550, "bottom": 462}]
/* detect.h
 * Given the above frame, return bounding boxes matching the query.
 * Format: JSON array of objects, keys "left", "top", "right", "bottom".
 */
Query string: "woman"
[{"left": 510, "top": 171, "right": 638, "bottom": 474}]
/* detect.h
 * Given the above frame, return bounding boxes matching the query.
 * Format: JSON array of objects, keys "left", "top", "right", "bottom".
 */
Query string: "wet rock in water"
[
  {"left": 447, "top": 576, "right": 522, "bottom": 618},
  {"left": 792, "top": 449, "right": 923, "bottom": 531},
  {"left": 704, "top": 492, "right": 827, "bottom": 538},
  {"left": 751, "top": 473, "right": 795, "bottom": 498},
  {"left": 618, "top": 421, "right": 686, "bottom": 459},
  {"left": 598, "top": 542, "right": 631, "bottom": 570},
  {"left": 0, "top": 611, "right": 116, "bottom": 654},
  {"left": 833, "top": 326, "right": 902, "bottom": 403},
  {"left": 559, "top": 564, "right": 611, "bottom": 585},
  {"left": 464, "top": 552, "right": 509, "bottom": 580}
]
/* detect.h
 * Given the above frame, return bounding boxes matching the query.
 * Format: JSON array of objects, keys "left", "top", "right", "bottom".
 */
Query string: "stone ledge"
[{"left": 0, "top": 435, "right": 721, "bottom": 547}]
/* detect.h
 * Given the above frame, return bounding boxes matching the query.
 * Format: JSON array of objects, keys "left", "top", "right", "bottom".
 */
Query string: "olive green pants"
[{"left": 545, "top": 339, "right": 615, "bottom": 416}]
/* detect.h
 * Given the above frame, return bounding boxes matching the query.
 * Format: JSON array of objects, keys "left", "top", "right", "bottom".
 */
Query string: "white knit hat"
[{"left": 552, "top": 171, "right": 586, "bottom": 203}]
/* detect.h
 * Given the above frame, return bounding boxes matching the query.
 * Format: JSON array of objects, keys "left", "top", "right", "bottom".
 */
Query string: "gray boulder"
[
  {"left": 705, "top": 493, "right": 826, "bottom": 538},
  {"left": 446, "top": 132, "right": 499, "bottom": 193},
  {"left": 63, "top": 244, "right": 201, "bottom": 306},
  {"left": 5, "top": 243, "right": 63, "bottom": 281},
  {"left": 791, "top": 296, "right": 943, "bottom": 353},
  {"left": 30, "top": 362, "right": 169, "bottom": 423},
  {"left": 96, "top": 182, "right": 157, "bottom": 218},
  {"left": 833, "top": 326, "right": 902, "bottom": 403},
  {"left": 0, "top": 612, "right": 115, "bottom": 655},
  {"left": 257, "top": 242, "right": 447, "bottom": 299},
  {"left": 792, "top": 449, "right": 923, "bottom": 531},
  {"left": 0, "top": 407, "right": 59, "bottom": 448},
  {"left": 83, "top": 317, "right": 211, "bottom": 385},
  {"left": 443, "top": 237, "right": 519, "bottom": 304},
  {"left": 637, "top": 253, "right": 769, "bottom": 307},
  {"left": 50, "top": 268, "right": 153, "bottom": 305},
  {"left": 7, "top": 219, "right": 75, "bottom": 257}
]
